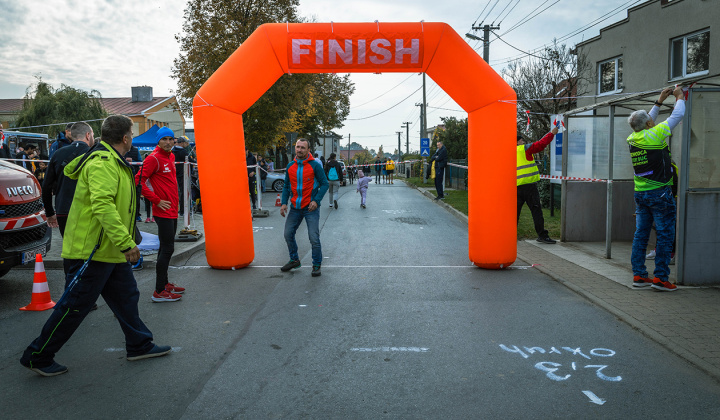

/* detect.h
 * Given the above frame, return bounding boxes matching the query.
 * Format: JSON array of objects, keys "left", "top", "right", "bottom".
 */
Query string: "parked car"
[
  {"left": 265, "top": 172, "right": 285, "bottom": 192},
  {"left": 0, "top": 160, "right": 52, "bottom": 278}
]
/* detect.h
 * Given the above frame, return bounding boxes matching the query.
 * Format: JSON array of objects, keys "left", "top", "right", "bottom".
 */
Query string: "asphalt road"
[{"left": 1, "top": 182, "right": 719, "bottom": 419}]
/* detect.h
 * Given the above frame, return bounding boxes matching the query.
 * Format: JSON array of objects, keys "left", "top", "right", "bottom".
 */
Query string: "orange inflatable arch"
[{"left": 193, "top": 22, "right": 517, "bottom": 269}]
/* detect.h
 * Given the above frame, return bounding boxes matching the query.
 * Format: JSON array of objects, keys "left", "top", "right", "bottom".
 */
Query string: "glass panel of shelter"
[{"left": 688, "top": 90, "right": 720, "bottom": 189}]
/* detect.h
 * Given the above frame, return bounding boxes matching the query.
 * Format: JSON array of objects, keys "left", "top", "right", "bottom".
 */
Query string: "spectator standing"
[
  {"left": 246, "top": 148, "right": 258, "bottom": 210},
  {"left": 136, "top": 127, "right": 185, "bottom": 302},
  {"left": 430, "top": 141, "right": 448, "bottom": 200},
  {"left": 374, "top": 157, "right": 382, "bottom": 184},
  {"left": 48, "top": 123, "right": 74, "bottom": 159},
  {"left": 20, "top": 115, "right": 171, "bottom": 377},
  {"left": 258, "top": 156, "right": 269, "bottom": 193},
  {"left": 42, "top": 122, "right": 95, "bottom": 237},
  {"left": 356, "top": 169, "right": 373, "bottom": 209},
  {"left": 125, "top": 144, "right": 142, "bottom": 222},
  {"left": 386, "top": 158, "right": 395, "bottom": 184},
  {"left": 279, "top": 139, "right": 328, "bottom": 277},
  {"left": 517, "top": 127, "right": 559, "bottom": 244},
  {"left": 626, "top": 87, "right": 685, "bottom": 291},
  {"left": 324, "top": 153, "right": 344, "bottom": 209},
  {"left": 267, "top": 158, "right": 275, "bottom": 172},
  {"left": 15, "top": 144, "right": 38, "bottom": 171},
  {"left": 381, "top": 158, "right": 388, "bottom": 184},
  {"left": 0, "top": 123, "right": 10, "bottom": 159}
]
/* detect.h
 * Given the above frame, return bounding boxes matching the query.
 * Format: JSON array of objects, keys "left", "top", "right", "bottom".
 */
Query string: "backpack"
[{"left": 328, "top": 166, "right": 339, "bottom": 181}]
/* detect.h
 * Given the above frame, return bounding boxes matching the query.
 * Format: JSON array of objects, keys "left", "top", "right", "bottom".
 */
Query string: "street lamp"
[{"left": 465, "top": 32, "right": 482, "bottom": 41}]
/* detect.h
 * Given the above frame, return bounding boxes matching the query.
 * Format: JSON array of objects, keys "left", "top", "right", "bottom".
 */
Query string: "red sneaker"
[
  {"left": 152, "top": 290, "right": 182, "bottom": 302},
  {"left": 632, "top": 276, "right": 653, "bottom": 288},
  {"left": 165, "top": 283, "right": 185, "bottom": 294},
  {"left": 651, "top": 278, "right": 678, "bottom": 292}
]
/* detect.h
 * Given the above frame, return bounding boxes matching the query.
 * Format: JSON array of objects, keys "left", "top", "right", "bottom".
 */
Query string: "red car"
[{"left": 0, "top": 160, "right": 52, "bottom": 278}]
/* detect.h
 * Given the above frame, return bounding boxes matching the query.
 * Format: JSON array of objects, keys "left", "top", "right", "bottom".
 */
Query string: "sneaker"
[
  {"left": 165, "top": 282, "right": 185, "bottom": 294},
  {"left": 20, "top": 360, "right": 68, "bottom": 377},
  {"left": 312, "top": 264, "right": 321, "bottom": 277},
  {"left": 334, "top": 200, "right": 338, "bottom": 209},
  {"left": 632, "top": 275, "right": 653, "bottom": 288},
  {"left": 646, "top": 249, "right": 656, "bottom": 259},
  {"left": 127, "top": 344, "right": 172, "bottom": 361},
  {"left": 131, "top": 255, "right": 143, "bottom": 271},
  {"left": 361, "top": 204, "right": 366, "bottom": 209},
  {"left": 536, "top": 236, "right": 557, "bottom": 244},
  {"left": 136, "top": 216, "right": 142, "bottom": 222},
  {"left": 651, "top": 278, "right": 678, "bottom": 292},
  {"left": 152, "top": 290, "right": 182, "bottom": 302},
  {"left": 149, "top": 217, "right": 155, "bottom": 223},
  {"left": 145, "top": 218, "right": 151, "bottom": 223},
  {"left": 281, "top": 259, "right": 301, "bottom": 272}
]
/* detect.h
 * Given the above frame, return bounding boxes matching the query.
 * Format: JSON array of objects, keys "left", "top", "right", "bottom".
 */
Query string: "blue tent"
[{"left": 133, "top": 124, "right": 160, "bottom": 151}]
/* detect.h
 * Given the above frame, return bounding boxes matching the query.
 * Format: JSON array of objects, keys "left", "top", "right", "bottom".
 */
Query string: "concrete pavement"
[{"left": 413, "top": 183, "right": 720, "bottom": 383}]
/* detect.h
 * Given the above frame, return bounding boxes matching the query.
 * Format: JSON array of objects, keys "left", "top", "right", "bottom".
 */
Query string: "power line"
[
  {"left": 482, "top": 0, "right": 502, "bottom": 24},
  {"left": 350, "top": 73, "right": 416, "bottom": 109},
  {"left": 492, "top": 0, "right": 516, "bottom": 24},
  {"left": 492, "top": 31, "right": 572, "bottom": 63},
  {"left": 498, "top": 0, "right": 522, "bottom": 25},
  {"left": 501, "top": 0, "right": 560, "bottom": 37},
  {"left": 499, "top": 0, "right": 552, "bottom": 36},
  {"left": 473, "top": 0, "right": 494, "bottom": 26},
  {"left": 489, "top": 0, "right": 643, "bottom": 66},
  {"left": 347, "top": 86, "right": 422, "bottom": 121}
]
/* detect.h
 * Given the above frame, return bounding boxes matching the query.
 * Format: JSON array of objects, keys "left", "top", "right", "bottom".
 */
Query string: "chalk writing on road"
[
  {"left": 350, "top": 347, "right": 429, "bottom": 352},
  {"left": 499, "top": 345, "right": 622, "bottom": 382}
]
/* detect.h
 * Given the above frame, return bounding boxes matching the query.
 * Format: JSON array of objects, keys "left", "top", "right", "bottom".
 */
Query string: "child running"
[{"left": 356, "top": 169, "right": 373, "bottom": 209}]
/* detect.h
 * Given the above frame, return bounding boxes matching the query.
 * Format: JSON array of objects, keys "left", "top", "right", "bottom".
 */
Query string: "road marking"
[
  {"left": 171, "top": 265, "right": 482, "bottom": 269},
  {"left": 582, "top": 390, "right": 606, "bottom": 405},
  {"left": 350, "top": 347, "right": 429, "bottom": 352}
]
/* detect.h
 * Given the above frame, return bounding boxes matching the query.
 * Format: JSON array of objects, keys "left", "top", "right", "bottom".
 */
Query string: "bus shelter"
[{"left": 560, "top": 81, "right": 720, "bottom": 285}]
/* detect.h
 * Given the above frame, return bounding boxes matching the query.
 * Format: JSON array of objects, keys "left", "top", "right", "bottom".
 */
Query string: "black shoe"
[
  {"left": 281, "top": 260, "right": 301, "bottom": 272},
  {"left": 312, "top": 265, "right": 321, "bottom": 277},
  {"left": 334, "top": 200, "right": 338, "bottom": 209},
  {"left": 90, "top": 303, "right": 98, "bottom": 311},
  {"left": 536, "top": 236, "right": 557, "bottom": 244},
  {"left": 127, "top": 344, "right": 172, "bottom": 361},
  {"left": 361, "top": 204, "right": 366, "bottom": 209},
  {"left": 20, "top": 359, "right": 68, "bottom": 377}
]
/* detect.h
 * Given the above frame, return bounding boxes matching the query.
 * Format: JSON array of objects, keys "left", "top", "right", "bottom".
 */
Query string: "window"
[
  {"left": 671, "top": 29, "right": 709, "bottom": 79},
  {"left": 598, "top": 57, "right": 623, "bottom": 95}
]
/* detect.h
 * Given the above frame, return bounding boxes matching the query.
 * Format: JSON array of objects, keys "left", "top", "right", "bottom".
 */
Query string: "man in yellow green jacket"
[{"left": 21, "top": 115, "right": 171, "bottom": 377}]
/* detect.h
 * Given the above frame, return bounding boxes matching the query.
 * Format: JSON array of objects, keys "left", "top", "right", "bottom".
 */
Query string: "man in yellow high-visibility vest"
[{"left": 517, "top": 126, "right": 558, "bottom": 244}]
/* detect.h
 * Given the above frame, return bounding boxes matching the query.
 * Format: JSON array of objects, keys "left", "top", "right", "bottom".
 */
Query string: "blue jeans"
[
  {"left": 284, "top": 206, "right": 322, "bottom": 265},
  {"left": 631, "top": 186, "right": 676, "bottom": 281}
]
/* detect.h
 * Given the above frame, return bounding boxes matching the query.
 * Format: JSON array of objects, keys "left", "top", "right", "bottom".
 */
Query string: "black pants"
[
  {"left": 177, "top": 178, "right": 184, "bottom": 215},
  {"left": 517, "top": 183, "right": 549, "bottom": 238},
  {"left": 249, "top": 176, "right": 257, "bottom": 209},
  {"left": 144, "top": 198, "right": 152, "bottom": 219},
  {"left": 135, "top": 185, "right": 142, "bottom": 218},
  {"left": 57, "top": 214, "right": 68, "bottom": 237},
  {"left": 22, "top": 260, "right": 154, "bottom": 367},
  {"left": 155, "top": 216, "right": 177, "bottom": 293},
  {"left": 435, "top": 166, "right": 445, "bottom": 198}
]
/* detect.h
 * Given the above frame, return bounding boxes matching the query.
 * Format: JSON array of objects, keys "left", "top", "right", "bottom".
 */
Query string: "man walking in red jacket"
[{"left": 136, "top": 127, "right": 185, "bottom": 302}]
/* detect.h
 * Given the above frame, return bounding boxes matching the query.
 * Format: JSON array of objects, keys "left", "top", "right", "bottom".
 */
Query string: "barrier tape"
[{"left": 539, "top": 175, "right": 610, "bottom": 183}]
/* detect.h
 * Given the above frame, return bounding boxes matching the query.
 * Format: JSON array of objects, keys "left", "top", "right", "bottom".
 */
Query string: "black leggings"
[
  {"left": 154, "top": 216, "right": 177, "bottom": 293},
  {"left": 144, "top": 198, "right": 152, "bottom": 219}
]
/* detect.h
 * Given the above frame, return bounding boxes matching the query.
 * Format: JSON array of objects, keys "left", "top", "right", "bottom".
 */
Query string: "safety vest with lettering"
[
  {"left": 626, "top": 121, "right": 673, "bottom": 192},
  {"left": 517, "top": 145, "right": 540, "bottom": 186}
]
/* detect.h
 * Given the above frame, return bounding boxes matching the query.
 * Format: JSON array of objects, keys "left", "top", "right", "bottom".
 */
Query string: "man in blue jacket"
[{"left": 279, "top": 139, "right": 328, "bottom": 277}]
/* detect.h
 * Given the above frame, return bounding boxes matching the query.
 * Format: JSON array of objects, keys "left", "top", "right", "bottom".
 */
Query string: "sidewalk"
[
  {"left": 38, "top": 213, "right": 206, "bottom": 270},
  {"left": 414, "top": 183, "right": 720, "bottom": 382}
]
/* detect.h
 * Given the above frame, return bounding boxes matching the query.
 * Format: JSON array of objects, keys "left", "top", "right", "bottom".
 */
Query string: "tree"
[
  {"left": 341, "top": 142, "right": 365, "bottom": 150},
  {"left": 376, "top": 145, "right": 384, "bottom": 158},
  {"left": 352, "top": 149, "right": 374, "bottom": 164},
  {"left": 433, "top": 117, "right": 468, "bottom": 160},
  {"left": 501, "top": 40, "right": 587, "bottom": 141},
  {"left": 172, "top": 0, "right": 354, "bottom": 153},
  {"left": 15, "top": 77, "right": 107, "bottom": 137}
]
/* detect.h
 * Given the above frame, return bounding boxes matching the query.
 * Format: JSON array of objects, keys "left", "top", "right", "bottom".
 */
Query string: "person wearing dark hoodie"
[
  {"left": 135, "top": 126, "right": 184, "bottom": 302},
  {"left": 21, "top": 115, "right": 171, "bottom": 377},
  {"left": 49, "top": 123, "right": 74, "bottom": 159}
]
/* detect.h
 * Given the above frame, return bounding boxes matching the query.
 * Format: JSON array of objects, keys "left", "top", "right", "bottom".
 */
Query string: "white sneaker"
[{"left": 646, "top": 249, "right": 656, "bottom": 260}]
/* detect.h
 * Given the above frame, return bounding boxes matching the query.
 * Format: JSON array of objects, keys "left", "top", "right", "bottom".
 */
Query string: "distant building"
[{"left": 0, "top": 86, "right": 185, "bottom": 137}]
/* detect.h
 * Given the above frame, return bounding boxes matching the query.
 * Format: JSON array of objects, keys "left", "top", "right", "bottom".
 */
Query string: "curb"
[{"left": 21, "top": 238, "right": 206, "bottom": 271}]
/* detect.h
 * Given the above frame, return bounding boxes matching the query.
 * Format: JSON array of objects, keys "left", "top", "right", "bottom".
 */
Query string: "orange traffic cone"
[
  {"left": 19, "top": 254, "right": 55, "bottom": 311},
  {"left": 275, "top": 193, "right": 282, "bottom": 207}
]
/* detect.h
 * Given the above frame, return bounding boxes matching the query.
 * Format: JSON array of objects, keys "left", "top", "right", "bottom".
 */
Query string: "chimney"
[{"left": 131, "top": 86, "right": 153, "bottom": 102}]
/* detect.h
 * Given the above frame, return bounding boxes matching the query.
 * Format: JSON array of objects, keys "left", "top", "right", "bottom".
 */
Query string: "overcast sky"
[{"left": 0, "top": 0, "right": 640, "bottom": 152}]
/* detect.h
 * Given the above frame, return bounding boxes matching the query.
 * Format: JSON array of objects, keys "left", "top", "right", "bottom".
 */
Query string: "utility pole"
[
  {"left": 401, "top": 122, "right": 411, "bottom": 155},
  {"left": 466, "top": 24, "right": 500, "bottom": 62},
  {"left": 347, "top": 133, "right": 351, "bottom": 162},
  {"left": 396, "top": 131, "right": 402, "bottom": 162}
]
